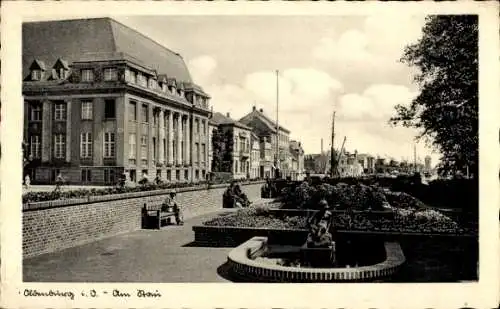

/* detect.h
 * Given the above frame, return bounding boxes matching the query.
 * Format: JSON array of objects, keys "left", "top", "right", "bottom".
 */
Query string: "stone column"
[
  {"left": 148, "top": 104, "right": 154, "bottom": 171},
  {"left": 41, "top": 100, "right": 52, "bottom": 162},
  {"left": 158, "top": 109, "right": 165, "bottom": 165},
  {"left": 136, "top": 102, "right": 142, "bottom": 169},
  {"left": 185, "top": 114, "right": 191, "bottom": 166},
  {"left": 176, "top": 112, "right": 182, "bottom": 165},
  {"left": 167, "top": 110, "right": 174, "bottom": 166},
  {"left": 65, "top": 100, "right": 71, "bottom": 162}
]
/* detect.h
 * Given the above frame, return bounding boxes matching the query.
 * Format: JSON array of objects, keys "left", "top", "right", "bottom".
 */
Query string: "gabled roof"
[
  {"left": 23, "top": 18, "right": 192, "bottom": 83},
  {"left": 239, "top": 108, "right": 290, "bottom": 133},
  {"left": 29, "top": 59, "right": 46, "bottom": 71},
  {"left": 53, "top": 58, "right": 69, "bottom": 70},
  {"left": 211, "top": 112, "right": 252, "bottom": 130}
]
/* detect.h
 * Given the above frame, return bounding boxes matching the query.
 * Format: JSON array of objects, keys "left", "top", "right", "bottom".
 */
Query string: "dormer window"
[
  {"left": 137, "top": 73, "right": 147, "bottom": 87},
  {"left": 31, "top": 70, "right": 42, "bottom": 81},
  {"left": 170, "top": 86, "right": 176, "bottom": 95},
  {"left": 125, "top": 69, "right": 137, "bottom": 84},
  {"left": 148, "top": 78, "right": 157, "bottom": 90},
  {"left": 103, "top": 68, "right": 118, "bottom": 81},
  {"left": 161, "top": 83, "right": 167, "bottom": 92},
  {"left": 28, "top": 59, "right": 46, "bottom": 81},
  {"left": 52, "top": 58, "right": 70, "bottom": 80},
  {"left": 178, "top": 89, "right": 184, "bottom": 97},
  {"left": 81, "top": 69, "right": 94, "bottom": 82}
]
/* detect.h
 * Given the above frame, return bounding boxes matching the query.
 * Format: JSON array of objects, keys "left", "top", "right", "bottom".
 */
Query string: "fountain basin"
[{"left": 227, "top": 237, "right": 406, "bottom": 282}]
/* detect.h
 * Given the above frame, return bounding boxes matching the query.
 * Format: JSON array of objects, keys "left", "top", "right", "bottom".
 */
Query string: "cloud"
[
  {"left": 187, "top": 55, "right": 218, "bottom": 84},
  {"left": 338, "top": 84, "right": 417, "bottom": 121},
  {"left": 311, "top": 15, "right": 427, "bottom": 76},
  {"left": 312, "top": 30, "right": 372, "bottom": 63}
]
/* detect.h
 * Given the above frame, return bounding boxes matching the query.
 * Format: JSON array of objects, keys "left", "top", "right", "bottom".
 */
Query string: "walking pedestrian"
[{"left": 24, "top": 174, "right": 31, "bottom": 191}]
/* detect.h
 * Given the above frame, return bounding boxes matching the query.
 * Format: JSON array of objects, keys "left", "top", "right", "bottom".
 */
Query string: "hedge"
[{"left": 22, "top": 178, "right": 264, "bottom": 204}]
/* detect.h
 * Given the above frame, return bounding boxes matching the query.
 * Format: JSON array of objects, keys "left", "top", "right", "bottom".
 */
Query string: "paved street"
[{"left": 23, "top": 210, "right": 237, "bottom": 282}]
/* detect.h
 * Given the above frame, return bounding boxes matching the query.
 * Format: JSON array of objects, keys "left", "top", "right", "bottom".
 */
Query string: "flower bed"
[
  {"left": 23, "top": 179, "right": 263, "bottom": 204},
  {"left": 202, "top": 207, "right": 478, "bottom": 236}
]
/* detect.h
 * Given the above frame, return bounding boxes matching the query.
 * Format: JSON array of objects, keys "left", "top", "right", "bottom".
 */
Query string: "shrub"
[{"left": 22, "top": 179, "right": 263, "bottom": 204}]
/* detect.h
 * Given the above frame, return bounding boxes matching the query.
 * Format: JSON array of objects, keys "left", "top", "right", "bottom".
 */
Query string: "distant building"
[
  {"left": 425, "top": 155, "right": 432, "bottom": 172},
  {"left": 289, "top": 140, "right": 305, "bottom": 180},
  {"left": 210, "top": 112, "right": 252, "bottom": 179},
  {"left": 22, "top": 18, "right": 211, "bottom": 185},
  {"left": 250, "top": 132, "right": 260, "bottom": 179},
  {"left": 239, "top": 106, "right": 292, "bottom": 178}
]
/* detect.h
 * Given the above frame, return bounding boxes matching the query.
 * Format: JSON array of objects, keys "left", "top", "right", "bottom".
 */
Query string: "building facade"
[
  {"left": 239, "top": 106, "right": 293, "bottom": 178},
  {"left": 210, "top": 112, "right": 252, "bottom": 180},
  {"left": 250, "top": 132, "right": 260, "bottom": 179},
  {"left": 23, "top": 18, "right": 211, "bottom": 185}
]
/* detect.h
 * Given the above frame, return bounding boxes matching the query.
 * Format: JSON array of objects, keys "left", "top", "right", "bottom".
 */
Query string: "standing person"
[
  {"left": 54, "top": 173, "right": 65, "bottom": 193},
  {"left": 24, "top": 174, "right": 31, "bottom": 191},
  {"left": 170, "top": 189, "right": 183, "bottom": 225},
  {"left": 233, "top": 181, "right": 251, "bottom": 207}
]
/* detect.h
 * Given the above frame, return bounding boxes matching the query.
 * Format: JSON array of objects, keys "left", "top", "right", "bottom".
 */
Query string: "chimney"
[
  {"left": 259, "top": 108, "right": 263, "bottom": 112},
  {"left": 226, "top": 112, "right": 230, "bottom": 118},
  {"left": 252, "top": 106, "right": 256, "bottom": 111}
]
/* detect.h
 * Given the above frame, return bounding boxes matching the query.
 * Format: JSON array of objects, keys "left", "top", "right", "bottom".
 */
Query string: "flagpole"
[{"left": 275, "top": 69, "right": 280, "bottom": 179}]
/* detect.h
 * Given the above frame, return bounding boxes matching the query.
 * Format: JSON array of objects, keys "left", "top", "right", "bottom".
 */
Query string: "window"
[
  {"left": 126, "top": 69, "right": 136, "bottom": 84},
  {"left": 129, "top": 134, "right": 137, "bottom": 159},
  {"left": 53, "top": 134, "right": 65, "bottom": 159},
  {"left": 152, "top": 137, "right": 156, "bottom": 162},
  {"left": 104, "top": 169, "right": 116, "bottom": 184},
  {"left": 30, "top": 104, "right": 41, "bottom": 121},
  {"left": 31, "top": 70, "right": 42, "bottom": 81},
  {"left": 141, "top": 135, "right": 148, "bottom": 160},
  {"left": 103, "top": 68, "right": 118, "bottom": 81},
  {"left": 29, "top": 135, "right": 41, "bottom": 158},
  {"left": 184, "top": 170, "right": 188, "bottom": 180},
  {"left": 81, "top": 100, "right": 93, "bottom": 120},
  {"left": 80, "top": 132, "right": 93, "bottom": 158},
  {"left": 201, "top": 144, "right": 206, "bottom": 162},
  {"left": 81, "top": 69, "right": 94, "bottom": 82},
  {"left": 103, "top": 132, "right": 115, "bottom": 158},
  {"left": 167, "top": 170, "right": 171, "bottom": 181},
  {"left": 195, "top": 143, "right": 199, "bottom": 163},
  {"left": 196, "top": 120, "right": 200, "bottom": 134},
  {"left": 81, "top": 169, "right": 92, "bottom": 183},
  {"left": 129, "top": 101, "right": 137, "bottom": 121},
  {"left": 59, "top": 68, "right": 66, "bottom": 80},
  {"left": 181, "top": 142, "right": 185, "bottom": 163},
  {"left": 235, "top": 160, "right": 238, "bottom": 173},
  {"left": 130, "top": 170, "right": 136, "bottom": 182},
  {"left": 141, "top": 105, "right": 148, "bottom": 123},
  {"left": 137, "top": 74, "right": 147, "bottom": 87},
  {"left": 163, "top": 138, "right": 166, "bottom": 162},
  {"left": 149, "top": 78, "right": 157, "bottom": 89},
  {"left": 201, "top": 121, "right": 206, "bottom": 136},
  {"left": 176, "top": 170, "right": 180, "bottom": 181},
  {"left": 195, "top": 170, "right": 199, "bottom": 180},
  {"left": 202, "top": 170, "right": 206, "bottom": 180},
  {"left": 54, "top": 103, "right": 66, "bottom": 121},
  {"left": 104, "top": 99, "right": 116, "bottom": 118}
]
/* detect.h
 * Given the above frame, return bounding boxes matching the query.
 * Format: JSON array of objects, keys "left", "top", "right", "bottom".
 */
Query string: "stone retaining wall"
[{"left": 23, "top": 181, "right": 264, "bottom": 259}]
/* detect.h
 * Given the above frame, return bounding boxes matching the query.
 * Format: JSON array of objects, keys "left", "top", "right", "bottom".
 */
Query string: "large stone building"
[
  {"left": 209, "top": 112, "right": 252, "bottom": 179},
  {"left": 22, "top": 18, "right": 211, "bottom": 185}
]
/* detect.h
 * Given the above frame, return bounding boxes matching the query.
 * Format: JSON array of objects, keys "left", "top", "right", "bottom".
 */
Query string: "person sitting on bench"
[
  {"left": 162, "top": 190, "right": 183, "bottom": 225},
  {"left": 232, "top": 181, "right": 251, "bottom": 207}
]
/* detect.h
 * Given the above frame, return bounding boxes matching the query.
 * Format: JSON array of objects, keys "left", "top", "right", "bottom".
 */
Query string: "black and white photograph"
[{"left": 1, "top": 1, "right": 498, "bottom": 308}]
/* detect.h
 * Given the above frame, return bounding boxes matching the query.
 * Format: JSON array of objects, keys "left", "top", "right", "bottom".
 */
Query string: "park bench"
[{"left": 141, "top": 202, "right": 176, "bottom": 229}]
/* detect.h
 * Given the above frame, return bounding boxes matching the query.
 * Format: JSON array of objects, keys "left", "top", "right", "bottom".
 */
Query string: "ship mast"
[{"left": 330, "top": 111, "right": 336, "bottom": 178}]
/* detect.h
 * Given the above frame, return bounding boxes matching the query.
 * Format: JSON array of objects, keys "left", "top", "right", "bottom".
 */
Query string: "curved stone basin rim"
[{"left": 227, "top": 237, "right": 406, "bottom": 281}]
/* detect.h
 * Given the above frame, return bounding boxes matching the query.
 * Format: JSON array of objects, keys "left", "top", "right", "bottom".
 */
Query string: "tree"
[
  {"left": 390, "top": 15, "right": 478, "bottom": 177},
  {"left": 211, "top": 128, "right": 223, "bottom": 172}
]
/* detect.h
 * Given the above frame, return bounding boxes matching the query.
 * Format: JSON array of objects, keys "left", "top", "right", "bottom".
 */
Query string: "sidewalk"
[{"left": 23, "top": 210, "right": 237, "bottom": 282}]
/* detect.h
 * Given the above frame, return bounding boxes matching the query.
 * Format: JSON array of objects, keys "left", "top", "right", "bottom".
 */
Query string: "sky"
[{"left": 24, "top": 14, "right": 441, "bottom": 166}]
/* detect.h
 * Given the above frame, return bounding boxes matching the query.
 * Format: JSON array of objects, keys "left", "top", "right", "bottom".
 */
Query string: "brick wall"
[{"left": 23, "top": 182, "right": 264, "bottom": 259}]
